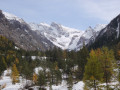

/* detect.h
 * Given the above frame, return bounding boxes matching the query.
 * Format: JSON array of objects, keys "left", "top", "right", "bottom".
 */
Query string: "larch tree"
[
  {"left": 115, "top": 43, "right": 120, "bottom": 85},
  {"left": 84, "top": 49, "right": 103, "bottom": 90},
  {"left": 101, "top": 47, "right": 115, "bottom": 89},
  {"left": 33, "top": 73, "right": 38, "bottom": 84},
  {"left": 11, "top": 64, "right": 19, "bottom": 84}
]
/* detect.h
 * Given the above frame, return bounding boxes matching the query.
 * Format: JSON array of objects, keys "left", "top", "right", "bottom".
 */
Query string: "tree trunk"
[
  {"left": 94, "top": 80, "right": 96, "bottom": 90},
  {"left": 106, "top": 74, "right": 108, "bottom": 90},
  {"left": 106, "top": 79, "right": 108, "bottom": 90},
  {"left": 52, "top": 72, "right": 54, "bottom": 84}
]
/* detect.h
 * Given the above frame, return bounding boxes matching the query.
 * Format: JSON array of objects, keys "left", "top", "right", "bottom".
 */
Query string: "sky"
[{"left": 0, "top": 0, "right": 120, "bottom": 30}]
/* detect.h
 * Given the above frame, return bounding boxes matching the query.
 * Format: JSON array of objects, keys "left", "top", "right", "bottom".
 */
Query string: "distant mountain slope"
[
  {"left": 29, "top": 22, "right": 105, "bottom": 50},
  {"left": 29, "top": 22, "right": 84, "bottom": 50},
  {"left": 0, "top": 10, "right": 106, "bottom": 51}
]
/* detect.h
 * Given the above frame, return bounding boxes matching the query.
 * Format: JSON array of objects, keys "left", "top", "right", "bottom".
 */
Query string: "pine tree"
[
  {"left": 2, "top": 57, "right": 7, "bottom": 68},
  {"left": 11, "top": 64, "right": 19, "bottom": 84},
  {"left": 21, "top": 61, "right": 33, "bottom": 80},
  {"left": 84, "top": 49, "right": 103, "bottom": 90},
  {"left": 77, "top": 44, "right": 89, "bottom": 79},
  {"left": 0, "top": 56, "right": 8, "bottom": 76},
  {"left": 38, "top": 71, "right": 46, "bottom": 89},
  {"left": 67, "top": 74, "right": 73, "bottom": 90},
  {"left": 54, "top": 62, "right": 62, "bottom": 85}
]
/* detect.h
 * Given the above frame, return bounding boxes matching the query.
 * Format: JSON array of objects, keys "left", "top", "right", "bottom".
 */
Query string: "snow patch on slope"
[
  {"left": 29, "top": 22, "right": 106, "bottom": 50},
  {"left": 117, "top": 23, "right": 120, "bottom": 38},
  {"left": 3, "top": 12, "right": 24, "bottom": 23},
  {"left": 94, "top": 24, "right": 106, "bottom": 32},
  {"left": 29, "top": 22, "right": 84, "bottom": 50},
  {"left": 2, "top": 11, "right": 106, "bottom": 51},
  {"left": 117, "top": 18, "right": 120, "bottom": 38}
]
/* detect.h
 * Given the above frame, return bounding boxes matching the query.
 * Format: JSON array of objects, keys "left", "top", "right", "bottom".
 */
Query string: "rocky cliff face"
[
  {"left": 0, "top": 10, "right": 54, "bottom": 51},
  {"left": 88, "top": 14, "right": 120, "bottom": 49}
]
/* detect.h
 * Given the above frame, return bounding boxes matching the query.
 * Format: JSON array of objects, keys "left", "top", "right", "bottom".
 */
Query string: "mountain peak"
[
  {"left": 40, "top": 22, "right": 50, "bottom": 27},
  {"left": 85, "top": 26, "right": 93, "bottom": 32},
  {"left": 51, "top": 22, "right": 61, "bottom": 27}
]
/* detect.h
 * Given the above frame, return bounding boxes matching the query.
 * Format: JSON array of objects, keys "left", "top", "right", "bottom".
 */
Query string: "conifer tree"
[
  {"left": 100, "top": 47, "right": 115, "bottom": 89},
  {"left": 2, "top": 57, "right": 7, "bottom": 68},
  {"left": 33, "top": 73, "right": 38, "bottom": 84},
  {"left": 11, "top": 64, "right": 19, "bottom": 84},
  {"left": 54, "top": 62, "right": 62, "bottom": 85},
  {"left": 63, "top": 50, "right": 67, "bottom": 59},
  {"left": 38, "top": 71, "right": 46, "bottom": 89},
  {"left": 67, "top": 74, "right": 73, "bottom": 90},
  {"left": 77, "top": 44, "right": 89, "bottom": 79},
  {"left": 84, "top": 49, "right": 103, "bottom": 90},
  {"left": 115, "top": 43, "right": 120, "bottom": 85}
]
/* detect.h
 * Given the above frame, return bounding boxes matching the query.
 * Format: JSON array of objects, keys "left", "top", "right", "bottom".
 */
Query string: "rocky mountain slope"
[
  {"left": 0, "top": 10, "right": 106, "bottom": 51},
  {"left": 29, "top": 22, "right": 105, "bottom": 50},
  {"left": 89, "top": 14, "right": 120, "bottom": 49},
  {"left": 0, "top": 10, "right": 54, "bottom": 51}
]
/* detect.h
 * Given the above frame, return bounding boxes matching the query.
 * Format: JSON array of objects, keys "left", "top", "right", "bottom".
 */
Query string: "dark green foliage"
[
  {"left": 77, "top": 44, "right": 89, "bottom": 80},
  {"left": 38, "top": 71, "right": 46, "bottom": 88},
  {"left": 67, "top": 74, "right": 73, "bottom": 89}
]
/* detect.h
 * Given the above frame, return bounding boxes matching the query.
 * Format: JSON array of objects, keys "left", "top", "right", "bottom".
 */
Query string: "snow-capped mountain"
[
  {"left": 0, "top": 10, "right": 106, "bottom": 51},
  {"left": 0, "top": 10, "right": 54, "bottom": 51},
  {"left": 29, "top": 22, "right": 106, "bottom": 50},
  {"left": 3, "top": 12, "right": 25, "bottom": 23},
  {"left": 29, "top": 22, "right": 83, "bottom": 50}
]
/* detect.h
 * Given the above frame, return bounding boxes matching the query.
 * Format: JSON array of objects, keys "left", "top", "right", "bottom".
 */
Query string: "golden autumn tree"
[
  {"left": 84, "top": 49, "right": 103, "bottom": 90},
  {"left": 11, "top": 64, "right": 19, "bottom": 84},
  {"left": 15, "top": 58, "right": 19, "bottom": 64},
  {"left": 33, "top": 73, "right": 38, "bottom": 84},
  {"left": 63, "top": 50, "right": 67, "bottom": 59},
  {"left": 100, "top": 47, "right": 115, "bottom": 89}
]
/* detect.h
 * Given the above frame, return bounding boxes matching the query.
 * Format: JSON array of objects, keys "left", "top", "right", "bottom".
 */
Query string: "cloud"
[
  {"left": 78, "top": 0, "right": 120, "bottom": 22},
  {"left": 0, "top": 0, "right": 119, "bottom": 29}
]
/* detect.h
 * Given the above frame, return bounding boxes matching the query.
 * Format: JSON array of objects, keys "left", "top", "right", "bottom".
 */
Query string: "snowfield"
[
  {"left": 0, "top": 69, "right": 84, "bottom": 90},
  {"left": 0, "top": 70, "right": 23, "bottom": 90},
  {"left": 0, "top": 68, "right": 118, "bottom": 90},
  {"left": 29, "top": 22, "right": 106, "bottom": 51},
  {"left": 45, "top": 80, "right": 84, "bottom": 90}
]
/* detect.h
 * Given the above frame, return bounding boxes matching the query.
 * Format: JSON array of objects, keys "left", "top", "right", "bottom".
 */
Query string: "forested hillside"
[{"left": 0, "top": 34, "right": 120, "bottom": 89}]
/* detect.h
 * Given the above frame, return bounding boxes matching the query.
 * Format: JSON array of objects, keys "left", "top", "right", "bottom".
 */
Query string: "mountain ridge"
[
  {"left": 29, "top": 22, "right": 105, "bottom": 50},
  {"left": 1, "top": 10, "right": 106, "bottom": 51}
]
